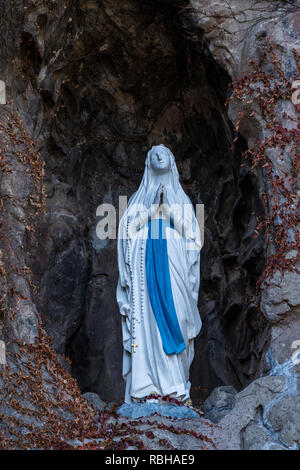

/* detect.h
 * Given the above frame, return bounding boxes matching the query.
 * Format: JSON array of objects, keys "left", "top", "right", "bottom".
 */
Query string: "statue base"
[{"left": 117, "top": 402, "right": 200, "bottom": 420}]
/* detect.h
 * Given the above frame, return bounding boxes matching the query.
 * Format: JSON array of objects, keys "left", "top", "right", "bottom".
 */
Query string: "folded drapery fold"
[{"left": 146, "top": 218, "right": 186, "bottom": 355}]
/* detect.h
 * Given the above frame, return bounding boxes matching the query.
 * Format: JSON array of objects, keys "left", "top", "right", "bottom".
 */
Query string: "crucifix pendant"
[{"left": 131, "top": 342, "right": 138, "bottom": 353}]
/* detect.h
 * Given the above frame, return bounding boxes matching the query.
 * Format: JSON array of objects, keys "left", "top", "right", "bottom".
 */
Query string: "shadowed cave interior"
[{"left": 14, "top": 1, "right": 271, "bottom": 403}]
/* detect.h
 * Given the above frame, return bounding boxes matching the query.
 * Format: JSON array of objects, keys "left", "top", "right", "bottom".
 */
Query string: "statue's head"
[
  {"left": 148, "top": 144, "right": 172, "bottom": 174},
  {"left": 138, "top": 144, "right": 179, "bottom": 198}
]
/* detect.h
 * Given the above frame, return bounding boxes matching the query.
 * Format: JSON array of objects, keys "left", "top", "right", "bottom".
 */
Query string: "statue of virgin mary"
[{"left": 117, "top": 145, "right": 202, "bottom": 405}]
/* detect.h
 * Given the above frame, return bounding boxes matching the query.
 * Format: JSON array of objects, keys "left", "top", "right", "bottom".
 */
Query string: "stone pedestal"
[{"left": 117, "top": 402, "right": 200, "bottom": 420}]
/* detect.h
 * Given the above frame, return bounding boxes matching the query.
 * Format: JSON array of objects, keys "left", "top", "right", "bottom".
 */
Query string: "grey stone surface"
[
  {"left": 266, "top": 395, "right": 300, "bottom": 449},
  {"left": 82, "top": 392, "right": 106, "bottom": 412},
  {"left": 266, "top": 309, "right": 300, "bottom": 377},
  {"left": 211, "top": 376, "right": 288, "bottom": 450},
  {"left": 261, "top": 271, "right": 300, "bottom": 324},
  {"left": 122, "top": 414, "right": 216, "bottom": 450},
  {"left": 0, "top": 107, "right": 41, "bottom": 346},
  {"left": 241, "top": 421, "right": 274, "bottom": 451},
  {"left": 203, "top": 385, "right": 237, "bottom": 423}
]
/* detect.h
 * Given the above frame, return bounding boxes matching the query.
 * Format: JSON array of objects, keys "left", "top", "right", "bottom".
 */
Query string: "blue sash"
[{"left": 145, "top": 218, "right": 186, "bottom": 355}]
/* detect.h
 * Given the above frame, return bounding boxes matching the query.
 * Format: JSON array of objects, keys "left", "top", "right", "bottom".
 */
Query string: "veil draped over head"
[{"left": 126, "top": 144, "right": 192, "bottom": 212}]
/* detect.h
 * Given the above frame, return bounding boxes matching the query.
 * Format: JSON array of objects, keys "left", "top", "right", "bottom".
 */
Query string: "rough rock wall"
[
  {"left": 185, "top": 0, "right": 300, "bottom": 375},
  {"left": 0, "top": 105, "right": 97, "bottom": 450},
  {"left": 0, "top": 106, "right": 43, "bottom": 347},
  {"left": 0, "top": 0, "right": 277, "bottom": 404},
  {"left": 204, "top": 373, "right": 300, "bottom": 450}
]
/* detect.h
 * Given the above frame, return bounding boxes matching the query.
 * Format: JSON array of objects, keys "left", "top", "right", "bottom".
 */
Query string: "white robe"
[{"left": 117, "top": 205, "right": 202, "bottom": 404}]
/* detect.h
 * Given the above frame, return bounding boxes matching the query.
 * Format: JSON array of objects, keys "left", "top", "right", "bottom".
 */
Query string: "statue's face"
[{"left": 149, "top": 146, "right": 171, "bottom": 174}]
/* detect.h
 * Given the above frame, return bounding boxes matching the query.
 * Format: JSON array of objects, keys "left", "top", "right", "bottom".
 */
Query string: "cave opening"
[{"left": 21, "top": 0, "right": 272, "bottom": 403}]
